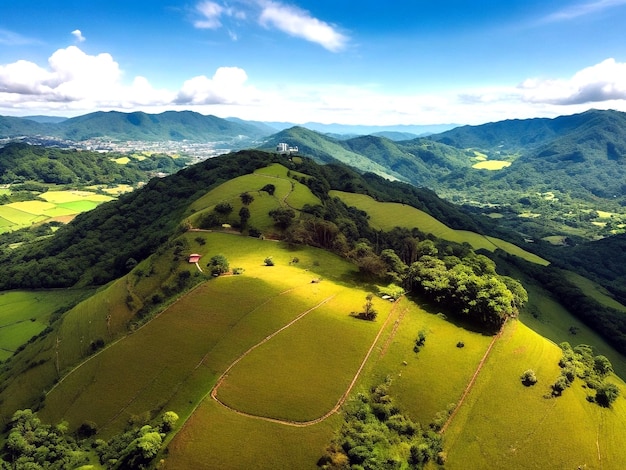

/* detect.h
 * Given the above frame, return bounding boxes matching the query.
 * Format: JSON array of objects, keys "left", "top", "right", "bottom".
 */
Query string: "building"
[{"left": 276, "top": 143, "right": 299, "bottom": 155}]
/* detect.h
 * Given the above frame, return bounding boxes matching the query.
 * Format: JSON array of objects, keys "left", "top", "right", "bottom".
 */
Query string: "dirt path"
[
  {"left": 210, "top": 297, "right": 402, "bottom": 427},
  {"left": 439, "top": 319, "right": 508, "bottom": 434}
]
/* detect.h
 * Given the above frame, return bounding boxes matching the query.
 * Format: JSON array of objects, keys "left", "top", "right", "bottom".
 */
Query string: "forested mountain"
[
  {"left": 0, "top": 110, "right": 273, "bottom": 142},
  {"left": 260, "top": 126, "right": 473, "bottom": 186},
  {"left": 0, "top": 150, "right": 492, "bottom": 290},
  {"left": 0, "top": 143, "right": 150, "bottom": 184}
]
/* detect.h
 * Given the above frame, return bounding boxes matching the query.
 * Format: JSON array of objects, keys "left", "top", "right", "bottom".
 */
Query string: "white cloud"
[
  {"left": 194, "top": 1, "right": 225, "bottom": 29},
  {"left": 175, "top": 67, "right": 259, "bottom": 105},
  {"left": 192, "top": 1, "right": 348, "bottom": 51},
  {"left": 519, "top": 58, "right": 626, "bottom": 105},
  {"left": 542, "top": 0, "right": 626, "bottom": 22},
  {"left": 258, "top": 1, "right": 348, "bottom": 52},
  {"left": 71, "top": 29, "right": 86, "bottom": 43}
]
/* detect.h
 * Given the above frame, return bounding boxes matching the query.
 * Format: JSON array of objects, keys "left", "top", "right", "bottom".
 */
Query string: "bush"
[
  {"left": 595, "top": 382, "right": 620, "bottom": 407},
  {"left": 520, "top": 369, "right": 538, "bottom": 386},
  {"left": 207, "top": 254, "right": 229, "bottom": 275},
  {"left": 264, "top": 257, "right": 274, "bottom": 266}
]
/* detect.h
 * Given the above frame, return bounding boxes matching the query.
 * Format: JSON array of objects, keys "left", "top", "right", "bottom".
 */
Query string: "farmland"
[{"left": 0, "top": 190, "right": 115, "bottom": 233}]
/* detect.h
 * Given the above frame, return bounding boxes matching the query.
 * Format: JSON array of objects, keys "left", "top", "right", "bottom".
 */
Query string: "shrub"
[
  {"left": 595, "top": 382, "right": 620, "bottom": 407},
  {"left": 207, "top": 254, "right": 229, "bottom": 275},
  {"left": 264, "top": 257, "right": 274, "bottom": 266},
  {"left": 520, "top": 369, "right": 538, "bottom": 386},
  {"left": 456, "top": 341, "right": 465, "bottom": 348}
]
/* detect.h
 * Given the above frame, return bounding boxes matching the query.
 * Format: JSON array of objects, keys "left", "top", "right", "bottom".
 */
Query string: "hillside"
[
  {"left": 0, "top": 110, "right": 272, "bottom": 143},
  {"left": 1, "top": 153, "right": 625, "bottom": 469}
]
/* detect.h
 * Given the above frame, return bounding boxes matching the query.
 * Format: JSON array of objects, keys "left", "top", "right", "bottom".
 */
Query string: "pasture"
[
  {"left": 0, "top": 190, "right": 114, "bottom": 232},
  {"left": 444, "top": 320, "right": 626, "bottom": 469},
  {"left": 40, "top": 233, "right": 367, "bottom": 439},
  {"left": 330, "top": 191, "right": 549, "bottom": 265},
  {"left": 0, "top": 290, "right": 92, "bottom": 361},
  {"left": 187, "top": 164, "right": 319, "bottom": 231}
]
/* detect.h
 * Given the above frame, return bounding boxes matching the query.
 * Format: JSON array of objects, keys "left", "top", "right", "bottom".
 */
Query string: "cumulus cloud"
[
  {"left": 175, "top": 67, "right": 257, "bottom": 105},
  {"left": 71, "top": 29, "right": 86, "bottom": 42},
  {"left": 192, "top": 0, "right": 347, "bottom": 51},
  {"left": 258, "top": 1, "right": 348, "bottom": 52},
  {"left": 519, "top": 58, "right": 626, "bottom": 105}
]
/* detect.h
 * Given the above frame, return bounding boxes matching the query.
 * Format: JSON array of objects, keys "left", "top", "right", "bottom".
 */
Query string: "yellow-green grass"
[
  {"left": 485, "top": 212, "right": 504, "bottom": 218},
  {"left": 40, "top": 233, "right": 361, "bottom": 436},
  {"left": 85, "top": 184, "right": 134, "bottom": 195},
  {"left": 367, "top": 297, "right": 494, "bottom": 425},
  {"left": 520, "top": 281, "right": 626, "bottom": 379},
  {"left": 40, "top": 190, "right": 113, "bottom": 204},
  {"left": 0, "top": 290, "right": 91, "bottom": 361},
  {"left": 444, "top": 320, "right": 626, "bottom": 469},
  {"left": 187, "top": 165, "right": 319, "bottom": 230},
  {"left": 0, "top": 190, "right": 115, "bottom": 232},
  {"left": 216, "top": 288, "right": 394, "bottom": 421},
  {"left": 471, "top": 160, "right": 511, "bottom": 170},
  {"left": 596, "top": 210, "right": 613, "bottom": 218},
  {"left": 111, "top": 156, "right": 131, "bottom": 164},
  {"left": 0, "top": 188, "right": 10, "bottom": 195},
  {"left": 167, "top": 398, "right": 339, "bottom": 470},
  {"left": 331, "top": 191, "right": 549, "bottom": 265}
]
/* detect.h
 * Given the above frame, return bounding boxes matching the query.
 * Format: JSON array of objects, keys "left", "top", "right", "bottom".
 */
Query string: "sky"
[{"left": 1, "top": 0, "right": 626, "bottom": 125}]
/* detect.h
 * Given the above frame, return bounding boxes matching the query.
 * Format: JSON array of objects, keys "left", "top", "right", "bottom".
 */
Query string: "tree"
[
  {"left": 214, "top": 201, "right": 233, "bottom": 215},
  {"left": 239, "top": 206, "right": 250, "bottom": 226},
  {"left": 240, "top": 192, "right": 254, "bottom": 205},
  {"left": 593, "top": 355, "right": 613, "bottom": 377},
  {"left": 207, "top": 254, "right": 229, "bottom": 275},
  {"left": 520, "top": 369, "right": 538, "bottom": 386},
  {"left": 260, "top": 183, "right": 275, "bottom": 195},
  {"left": 595, "top": 382, "right": 620, "bottom": 407},
  {"left": 269, "top": 207, "right": 295, "bottom": 229},
  {"left": 160, "top": 411, "right": 179, "bottom": 432},
  {"left": 358, "top": 294, "right": 377, "bottom": 321}
]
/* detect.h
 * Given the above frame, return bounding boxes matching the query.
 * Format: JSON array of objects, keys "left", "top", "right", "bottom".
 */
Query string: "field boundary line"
[
  {"left": 440, "top": 318, "right": 508, "bottom": 434},
  {"left": 211, "top": 296, "right": 401, "bottom": 427}
]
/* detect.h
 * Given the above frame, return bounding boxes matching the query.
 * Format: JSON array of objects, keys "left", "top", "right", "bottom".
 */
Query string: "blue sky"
[{"left": 1, "top": 0, "right": 625, "bottom": 125}]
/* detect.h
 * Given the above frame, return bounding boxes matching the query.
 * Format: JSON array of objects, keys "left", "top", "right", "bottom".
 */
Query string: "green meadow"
[
  {"left": 331, "top": 190, "right": 549, "bottom": 265},
  {"left": 40, "top": 233, "right": 365, "bottom": 438},
  {"left": 0, "top": 289, "right": 92, "bottom": 361},
  {"left": 187, "top": 164, "right": 319, "bottom": 231},
  {"left": 445, "top": 320, "right": 626, "bottom": 469}
]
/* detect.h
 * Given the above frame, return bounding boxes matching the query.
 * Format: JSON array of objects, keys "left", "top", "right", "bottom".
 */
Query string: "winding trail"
[{"left": 210, "top": 296, "right": 401, "bottom": 427}]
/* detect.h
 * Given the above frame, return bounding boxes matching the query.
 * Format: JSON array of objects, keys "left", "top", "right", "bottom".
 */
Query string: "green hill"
[{"left": 1, "top": 149, "right": 626, "bottom": 469}]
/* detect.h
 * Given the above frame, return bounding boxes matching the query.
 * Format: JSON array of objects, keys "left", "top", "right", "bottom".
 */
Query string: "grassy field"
[
  {"left": 472, "top": 160, "right": 512, "bottom": 170},
  {"left": 0, "top": 290, "right": 93, "bottom": 361},
  {"left": 444, "top": 320, "right": 626, "bottom": 469},
  {"left": 331, "top": 191, "right": 549, "bottom": 265},
  {"left": 40, "top": 233, "right": 364, "bottom": 437},
  {"left": 187, "top": 164, "right": 319, "bottom": 232},
  {"left": 0, "top": 190, "right": 114, "bottom": 233}
]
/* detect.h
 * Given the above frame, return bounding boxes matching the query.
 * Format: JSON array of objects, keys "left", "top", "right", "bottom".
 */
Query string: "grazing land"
[
  {"left": 331, "top": 190, "right": 549, "bottom": 265},
  {"left": 0, "top": 289, "right": 92, "bottom": 361}
]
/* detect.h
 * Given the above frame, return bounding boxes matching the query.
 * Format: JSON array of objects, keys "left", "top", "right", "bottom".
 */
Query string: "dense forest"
[{"left": 0, "top": 143, "right": 189, "bottom": 185}]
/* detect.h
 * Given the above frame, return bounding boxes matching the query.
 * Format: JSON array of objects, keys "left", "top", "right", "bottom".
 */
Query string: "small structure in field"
[{"left": 188, "top": 253, "right": 202, "bottom": 263}]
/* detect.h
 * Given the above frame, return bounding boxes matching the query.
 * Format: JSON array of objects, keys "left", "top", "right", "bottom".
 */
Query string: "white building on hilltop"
[{"left": 276, "top": 142, "right": 298, "bottom": 155}]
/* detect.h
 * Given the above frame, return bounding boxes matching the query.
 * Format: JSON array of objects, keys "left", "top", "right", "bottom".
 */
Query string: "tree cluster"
[
  {"left": 318, "top": 379, "right": 445, "bottom": 469},
  {"left": 551, "top": 342, "right": 620, "bottom": 407},
  {"left": 0, "top": 409, "right": 179, "bottom": 469}
]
